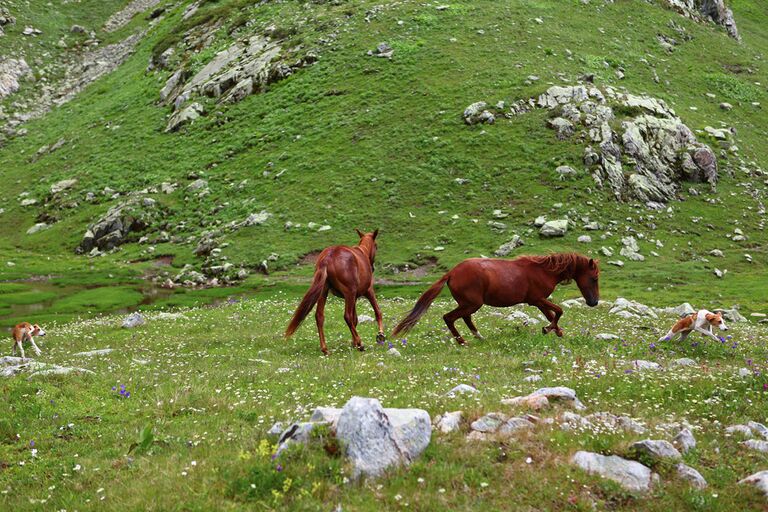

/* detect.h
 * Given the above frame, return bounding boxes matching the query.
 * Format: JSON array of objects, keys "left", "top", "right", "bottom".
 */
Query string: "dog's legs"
[
  {"left": 29, "top": 337, "right": 42, "bottom": 356},
  {"left": 12, "top": 341, "right": 17, "bottom": 356},
  {"left": 695, "top": 327, "right": 721, "bottom": 341},
  {"left": 18, "top": 342, "right": 26, "bottom": 360},
  {"left": 679, "top": 330, "right": 691, "bottom": 342},
  {"left": 658, "top": 329, "right": 676, "bottom": 342}
]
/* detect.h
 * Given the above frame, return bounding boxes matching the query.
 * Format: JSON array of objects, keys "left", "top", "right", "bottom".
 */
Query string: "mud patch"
[
  {"left": 395, "top": 257, "right": 438, "bottom": 279},
  {"left": 298, "top": 250, "right": 322, "bottom": 266}
]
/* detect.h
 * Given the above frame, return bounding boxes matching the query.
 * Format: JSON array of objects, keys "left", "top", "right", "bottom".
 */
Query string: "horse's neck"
[{"left": 356, "top": 240, "right": 375, "bottom": 263}]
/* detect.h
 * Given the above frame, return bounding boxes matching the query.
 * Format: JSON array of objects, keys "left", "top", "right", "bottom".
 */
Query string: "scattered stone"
[
  {"left": 739, "top": 471, "right": 768, "bottom": 499},
  {"left": 73, "top": 349, "right": 114, "bottom": 357},
  {"left": 26, "top": 223, "right": 50, "bottom": 235},
  {"left": 631, "top": 439, "right": 682, "bottom": 461},
  {"left": 529, "top": 386, "right": 586, "bottom": 410},
  {"left": 494, "top": 235, "right": 524, "bottom": 256},
  {"left": 672, "top": 358, "right": 697, "bottom": 367},
  {"left": 577, "top": 235, "right": 592, "bottom": 243},
  {"left": 630, "top": 360, "right": 662, "bottom": 371},
  {"left": 571, "top": 451, "right": 654, "bottom": 492},
  {"left": 367, "top": 42, "right": 393, "bottom": 58},
  {"left": 675, "top": 463, "right": 708, "bottom": 489},
  {"left": 267, "top": 422, "right": 285, "bottom": 436},
  {"left": 501, "top": 394, "right": 550, "bottom": 411},
  {"left": 447, "top": 384, "right": 478, "bottom": 396},
  {"left": 51, "top": 179, "right": 77, "bottom": 194},
  {"left": 539, "top": 219, "right": 568, "bottom": 237},
  {"left": 121, "top": 312, "right": 145, "bottom": 329},
  {"left": 463, "top": 101, "right": 495, "bottom": 125},
  {"left": 744, "top": 440, "right": 768, "bottom": 453},
  {"left": 673, "top": 428, "right": 696, "bottom": 453},
  {"left": 387, "top": 348, "right": 402, "bottom": 357},
  {"left": 434, "top": 411, "right": 463, "bottom": 434},
  {"left": 471, "top": 413, "right": 506, "bottom": 433}
]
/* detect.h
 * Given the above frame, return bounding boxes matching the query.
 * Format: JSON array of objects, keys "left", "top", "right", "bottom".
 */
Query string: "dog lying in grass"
[
  {"left": 11, "top": 322, "right": 46, "bottom": 359},
  {"left": 658, "top": 309, "right": 728, "bottom": 342}
]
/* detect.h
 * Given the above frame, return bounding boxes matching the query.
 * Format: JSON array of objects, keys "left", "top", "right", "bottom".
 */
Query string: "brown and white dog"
[
  {"left": 658, "top": 309, "right": 728, "bottom": 342},
  {"left": 11, "top": 322, "right": 46, "bottom": 359}
]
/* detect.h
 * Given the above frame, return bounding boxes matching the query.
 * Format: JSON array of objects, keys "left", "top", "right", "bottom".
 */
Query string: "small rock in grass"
[
  {"left": 631, "top": 439, "right": 682, "bottom": 461},
  {"left": 631, "top": 360, "right": 662, "bottom": 371},
  {"left": 739, "top": 471, "right": 768, "bottom": 499},
  {"left": 121, "top": 312, "right": 145, "bottom": 329},
  {"left": 471, "top": 413, "right": 506, "bottom": 433},
  {"left": 672, "top": 358, "right": 697, "bottom": 367},
  {"left": 744, "top": 440, "right": 768, "bottom": 453},
  {"left": 387, "top": 348, "right": 402, "bottom": 357},
  {"left": 675, "top": 463, "right": 707, "bottom": 489},
  {"left": 447, "top": 384, "right": 478, "bottom": 396},
  {"left": 673, "top": 428, "right": 696, "bottom": 453},
  {"left": 434, "top": 411, "right": 463, "bottom": 433}
]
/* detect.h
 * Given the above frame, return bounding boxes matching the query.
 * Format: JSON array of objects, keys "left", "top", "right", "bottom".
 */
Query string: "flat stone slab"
[{"left": 571, "top": 451, "right": 654, "bottom": 492}]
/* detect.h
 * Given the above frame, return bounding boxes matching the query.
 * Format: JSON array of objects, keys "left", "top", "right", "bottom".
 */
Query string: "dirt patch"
[
  {"left": 152, "top": 255, "right": 175, "bottom": 267},
  {"left": 396, "top": 256, "right": 438, "bottom": 279},
  {"left": 298, "top": 250, "right": 322, "bottom": 266}
]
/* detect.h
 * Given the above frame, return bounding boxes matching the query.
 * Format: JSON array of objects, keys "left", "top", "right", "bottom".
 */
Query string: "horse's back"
[
  {"left": 316, "top": 245, "right": 370, "bottom": 293},
  {"left": 448, "top": 258, "right": 529, "bottom": 306}
]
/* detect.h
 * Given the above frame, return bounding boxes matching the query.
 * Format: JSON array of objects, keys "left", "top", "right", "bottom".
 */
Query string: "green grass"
[{"left": 0, "top": 298, "right": 767, "bottom": 510}]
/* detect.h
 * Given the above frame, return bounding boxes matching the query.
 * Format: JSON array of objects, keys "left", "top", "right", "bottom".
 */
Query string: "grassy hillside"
[{"left": 1, "top": 0, "right": 767, "bottom": 323}]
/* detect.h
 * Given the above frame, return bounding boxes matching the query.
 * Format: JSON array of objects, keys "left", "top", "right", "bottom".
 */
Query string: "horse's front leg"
[{"left": 536, "top": 300, "right": 564, "bottom": 337}]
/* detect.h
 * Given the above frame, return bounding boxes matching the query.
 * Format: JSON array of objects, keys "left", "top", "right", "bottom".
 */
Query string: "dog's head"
[
  {"left": 704, "top": 312, "right": 728, "bottom": 331},
  {"left": 31, "top": 324, "right": 46, "bottom": 336}
]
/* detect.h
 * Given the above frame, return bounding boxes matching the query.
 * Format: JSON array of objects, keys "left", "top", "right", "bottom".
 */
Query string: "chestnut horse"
[
  {"left": 392, "top": 253, "right": 600, "bottom": 344},
  {"left": 285, "top": 229, "right": 385, "bottom": 354}
]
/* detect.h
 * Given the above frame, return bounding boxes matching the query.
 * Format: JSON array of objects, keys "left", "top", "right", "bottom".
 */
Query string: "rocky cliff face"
[{"left": 665, "top": 0, "right": 740, "bottom": 40}]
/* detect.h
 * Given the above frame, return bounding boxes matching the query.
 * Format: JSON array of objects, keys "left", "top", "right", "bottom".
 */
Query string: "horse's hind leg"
[
  {"left": 315, "top": 289, "right": 329, "bottom": 355},
  {"left": 343, "top": 293, "right": 364, "bottom": 351},
  {"left": 444, "top": 304, "right": 480, "bottom": 345},
  {"left": 364, "top": 287, "right": 386, "bottom": 343},
  {"left": 462, "top": 315, "right": 484, "bottom": 340}
]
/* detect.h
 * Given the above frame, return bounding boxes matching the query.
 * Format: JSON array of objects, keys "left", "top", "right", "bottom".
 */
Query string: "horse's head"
[
  {"left": 575, "top": 258, "right": 600, "bottom": 307},
  {"left": 355, "top": 228, "right": 379, "bottom": 266}
]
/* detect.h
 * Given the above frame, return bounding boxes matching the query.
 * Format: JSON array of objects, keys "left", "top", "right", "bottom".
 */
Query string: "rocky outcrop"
[
  {"left": 158, "top": 33, "right": 317, "bottom": 131},
  {"left": 0, "top": 58, "right": 33, "bottom": 99},
  {"left": 76, "top": 196, "right": 164, "bottom": 253},
  {"left": 475, "top": 84, "right": 720, "bottom": 203},
  {"left": 664, "top": 0, "right": 740, "bottom": 40}
]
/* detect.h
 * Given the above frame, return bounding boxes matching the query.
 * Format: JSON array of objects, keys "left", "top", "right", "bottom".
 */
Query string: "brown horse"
[
  {"left": 285, "top": 229, "right": 385, "bottom": 354},
  {"left": 392, "top": 253, "right": 600, "bottom": 344}
]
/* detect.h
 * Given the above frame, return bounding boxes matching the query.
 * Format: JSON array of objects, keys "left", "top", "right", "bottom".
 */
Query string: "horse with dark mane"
[
  {"left": 392, "top": 253, "right": 600, "bottom": 344},
  {"left": 285, "top": 229, "right": 385, "bottom": 354}
]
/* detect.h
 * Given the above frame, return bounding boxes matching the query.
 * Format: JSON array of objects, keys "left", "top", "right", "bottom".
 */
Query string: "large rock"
[
  {"left": 571, "top": 451, "right": 654, "bottom": 492},
  {"left": 673, "top": 428, "right": 696, "bottom": 453},
  {"left": 335, "top": 397, "right": 431, "bottom": 479},
  {"left": 463, "top": 102, "right": 495, "bottom": 125},
  {"left": 51, "top": 179, "right": 77, "bottom": 194},
  {"left": 434, "top": 411, "right": 463, "bottom": 433},
  {"left": 166, "top": 102, "right": 204, "bottom": 132},
  {"left": 76, "top": 197, "right": 162, "bottom": 253},
  {"left": 529, "top": 386, "right": 586, "bottom": 410}
]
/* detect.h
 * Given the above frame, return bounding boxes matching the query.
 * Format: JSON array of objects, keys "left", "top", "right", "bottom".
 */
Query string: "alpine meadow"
[{"left": 1, "top": 0, "right": 768, "bottom": 510}]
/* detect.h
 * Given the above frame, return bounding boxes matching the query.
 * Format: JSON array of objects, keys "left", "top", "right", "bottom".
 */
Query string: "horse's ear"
[
  {"left": 355, "top": 228, "right": 364, "bottom": 238},
  {"left": 372, "top": 229, "right": 379, "bottom": 240},
  {"left": 589, "top": 258, "right": 596, "bottom": 269}
]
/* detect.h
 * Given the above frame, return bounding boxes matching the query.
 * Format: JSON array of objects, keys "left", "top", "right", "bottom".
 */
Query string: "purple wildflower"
[
  {"left": 29, "top": 440, "right": 35, "bottom": 447},
  {"left": 276, "top": 464, "right": 283, "bottom": 472}
]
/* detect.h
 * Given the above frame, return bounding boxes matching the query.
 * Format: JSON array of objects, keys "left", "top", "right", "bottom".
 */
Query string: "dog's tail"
[
  {"left": 285, "top": 266, "right": 328, "bottom": 338},
  {"left": 392, "top": 273, "right": 450, "bottom": 337}
]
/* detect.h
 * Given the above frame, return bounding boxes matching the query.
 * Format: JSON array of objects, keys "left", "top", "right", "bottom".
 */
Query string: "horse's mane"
[{"left": 517, "top": 253, "right": 591, "bottom": 283}]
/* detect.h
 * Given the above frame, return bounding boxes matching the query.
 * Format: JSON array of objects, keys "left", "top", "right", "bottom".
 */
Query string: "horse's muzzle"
[{"left": 586, "top": 298, "right": 599, "bottom": 307}]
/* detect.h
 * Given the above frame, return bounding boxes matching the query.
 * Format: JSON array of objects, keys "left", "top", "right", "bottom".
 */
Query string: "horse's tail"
[
  {"left": 392, "top": 273, "right": 450, "bottom": 337},
  {"left": 285, "top": 266, "right": 328, "bottom": 338}
]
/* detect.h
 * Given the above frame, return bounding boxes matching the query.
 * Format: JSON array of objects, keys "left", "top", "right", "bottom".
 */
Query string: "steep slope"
[{"left": 1, "top": 0, "right": 767, "bottom": 322}]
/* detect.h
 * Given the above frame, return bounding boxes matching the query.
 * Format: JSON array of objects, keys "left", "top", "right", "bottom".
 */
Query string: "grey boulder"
[{"left": 571, "top": 451, "right": 654, "bottom": 492}]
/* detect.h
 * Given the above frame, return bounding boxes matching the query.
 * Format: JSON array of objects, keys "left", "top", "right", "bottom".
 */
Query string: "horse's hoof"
[
  {"left": 376, "top": 332, "right": 386, "bottom": 343},
  {"left": 357, "top": 345, "right": 366, "bottom": 352},
  {"left": 555, "top": 329, "right": 564, "bottom": 337},
  {"left": 456, "top": 338, "right": 468, "bottom": 346},
  {"left": 541, "top": 326, "right": 549, "bottom": 335}
]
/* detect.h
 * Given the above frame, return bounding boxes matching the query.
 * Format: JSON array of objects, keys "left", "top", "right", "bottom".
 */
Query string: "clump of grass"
[{"left": 704, "top": 73, "right": 762, "bottom": 102}]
